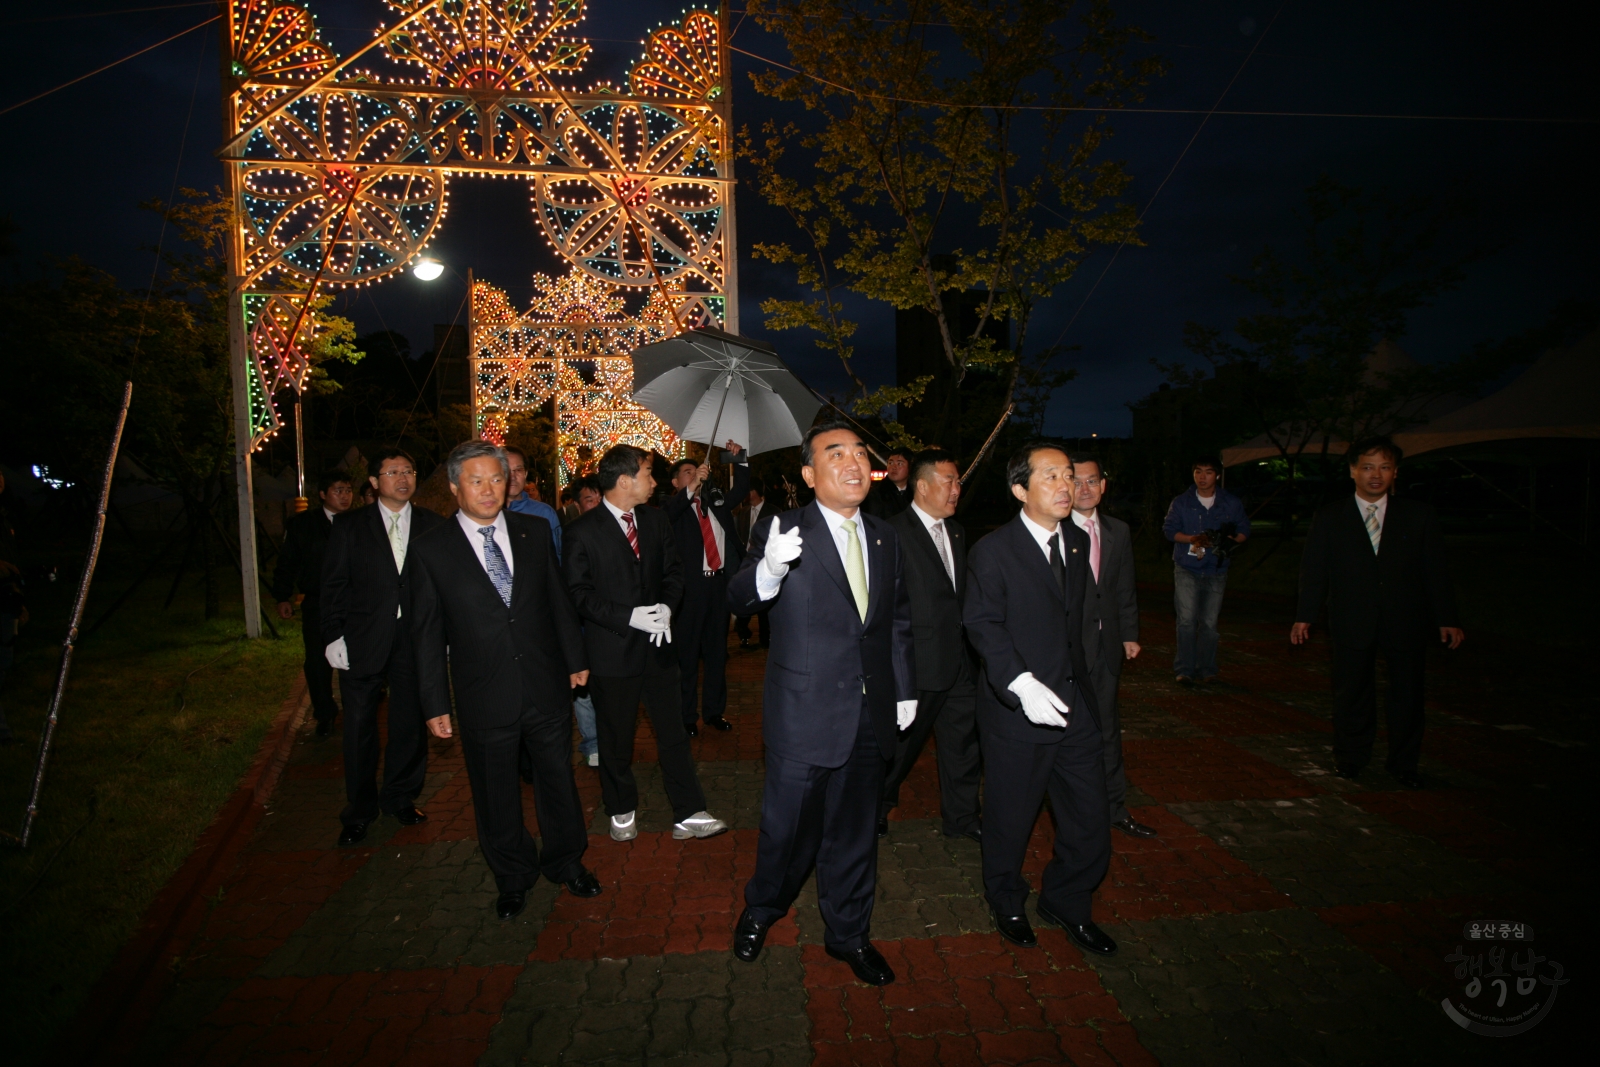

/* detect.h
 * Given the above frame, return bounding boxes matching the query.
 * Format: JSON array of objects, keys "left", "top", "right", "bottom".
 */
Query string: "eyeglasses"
[
  {"left": 376, "top": 470, "right": 417, "bottom": 479},
  {"left": 1071, "top": 477, "right": 1103, "bottom": 488}
]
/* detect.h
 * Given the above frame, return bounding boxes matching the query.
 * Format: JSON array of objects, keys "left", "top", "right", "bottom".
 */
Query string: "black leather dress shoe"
[
  {"left": 391, "top": 805, "right": 428, "bottom": 826},
  {"left": 876, "top": 815, "right": 889, "bottom": 839},
  {"left": 1335, "top": 764, "right": 1362, "bottom": 780},
  {"left": 563, "top": 868, "right": 603, "bottom": 898},
  {"left": 685, "top": 722, "right": 699, "bottom": 738},
  {"left": 1390, "top": 769, "right": 1427, "bottom": 789},
  {"left": 1036, "top": 903, "right": 1118, "bottom": 957},
  {"left": 943, "top": 827, "right": 982, "bottom": 843},
  {"left": 496, "top": 890, "right": 527, "bottom": 921},
  {"left": 705, "top": 716, "right": 734, "bottom": 732},
  {"left": 337, "top": 821, "right": 368, "bottom": 847},
  {"left": 314, "top": 719, "right": 334, "bottom": 738},
  {"left": 826, "top": 943, "right": 895, "bottom": 986},
  {"left": 992, "top": 909, "right": 1037, "bottom": 948},
  {"left": 733, "top": 907, "right": 770, "bottom": 963},
  {"left": 1112, "top": 818, "right": 1158, "bottom": 839}
]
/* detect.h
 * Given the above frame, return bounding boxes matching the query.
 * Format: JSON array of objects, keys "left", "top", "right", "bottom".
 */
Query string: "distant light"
[
  {"left": 413, "top": 258, "right": 445, "bottom": 281},
  {"left": 1091, "top": 432, "right": 1098, "bottom": 438},
  {"left": 870, "top": 470, "right": 887, "bottom": 481},
  {"left": 32, "top": 463, "right": 72, "bottom": 489}
]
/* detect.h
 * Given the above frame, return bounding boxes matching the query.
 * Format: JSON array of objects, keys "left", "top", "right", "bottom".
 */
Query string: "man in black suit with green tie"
[{"left": 1293, "top": 436, "right": 1463, "bottom": 789}]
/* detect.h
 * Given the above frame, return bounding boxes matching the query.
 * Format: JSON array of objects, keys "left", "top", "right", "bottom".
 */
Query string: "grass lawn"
[{"left": 1, "top": 536, "right": 302, "bottom": 1065}]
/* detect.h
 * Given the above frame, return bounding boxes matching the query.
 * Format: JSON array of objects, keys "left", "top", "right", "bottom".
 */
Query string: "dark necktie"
[{"left": 1048, "top": 532, "right": 1066, "bottom": 597}]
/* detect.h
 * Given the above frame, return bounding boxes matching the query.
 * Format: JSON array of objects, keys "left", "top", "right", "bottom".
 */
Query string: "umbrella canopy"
[{"left": 630, "top": 327, "right": 822, "bottom": 456}]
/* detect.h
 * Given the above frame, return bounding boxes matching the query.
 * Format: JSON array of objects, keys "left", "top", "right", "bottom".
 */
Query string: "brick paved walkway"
[{"left": 124, "top": 596, "right": 1583, "bottom": 1064}]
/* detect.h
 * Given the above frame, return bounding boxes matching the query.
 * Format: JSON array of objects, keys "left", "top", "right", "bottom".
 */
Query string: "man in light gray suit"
[{"left": 1069, "top": 454, "right": 1155, "bottom": 838}]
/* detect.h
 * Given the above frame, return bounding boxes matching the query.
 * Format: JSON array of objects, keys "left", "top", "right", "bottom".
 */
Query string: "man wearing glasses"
[{"left": 321, "top": 448, "right": 445, "bottom": 846}]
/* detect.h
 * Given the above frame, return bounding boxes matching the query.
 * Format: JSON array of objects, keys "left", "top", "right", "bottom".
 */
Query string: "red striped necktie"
[
  {"left": 696, "top": 496, "right": 722, "bottom": 571},
  {"left": 622, "top": 511, "right": 640, "bottom": 558}
]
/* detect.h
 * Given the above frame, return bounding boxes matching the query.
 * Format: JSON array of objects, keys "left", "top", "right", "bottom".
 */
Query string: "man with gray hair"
[{"left": 409, "top": 440, "right": 600, "bottom": 920}]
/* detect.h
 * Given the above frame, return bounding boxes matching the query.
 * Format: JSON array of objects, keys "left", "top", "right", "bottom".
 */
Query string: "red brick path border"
[{"left": 55, "top": 672, "right": 311, "bottom": 1066}]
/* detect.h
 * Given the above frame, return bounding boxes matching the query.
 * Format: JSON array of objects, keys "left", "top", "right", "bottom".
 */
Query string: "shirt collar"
[
  {"left": 1356, "top": 492, "right": 1389, "bottom": 519},
  {"left": 323, "top": 507, "right": 338, "bottom": 523},
  {"left": 909, "top": 501, "right": 945, "bottom": 532},
  {"left": 455, "top": 507, "right": 504, "bottom": 539},
  {"left": 1020, "top": 510, "right": 1061, "bottom": 550},
  {"left": 603, "top": 497, "right": 634, "bottom": 523},
  {"left": 1069, "top": 507, "right": 1097, "bottom": 530},
  {"left": 815, "top": 500, "right": 863, "bottom": 536},
  {"left": 378, "top": 500, "right": 411, "bottom": 525}
]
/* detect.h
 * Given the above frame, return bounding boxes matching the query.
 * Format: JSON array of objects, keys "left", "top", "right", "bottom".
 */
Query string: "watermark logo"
[{"left": 1442, "top": 921, "right": 1568, "bottom": 1036}]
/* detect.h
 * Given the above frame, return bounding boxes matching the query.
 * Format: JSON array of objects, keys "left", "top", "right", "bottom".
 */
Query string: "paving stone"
[
  {"left": 1228, "top": 732, "right": 1489, "bottom": 795},
  {"left": 1124, "top": 737, "right": 1321, "bottom": 803},
  {"left": 1170, "top": 796, "right": 1510, "bottom": 907},
  {"left": 1083, "top": 910, "right": 1500, "bottom": 1066},
  {"left": 259, "top": 842, "right": 562, "bottom": 975},
  {"left": 483, "top": 947, "right": 809, "bottom": 1066}
]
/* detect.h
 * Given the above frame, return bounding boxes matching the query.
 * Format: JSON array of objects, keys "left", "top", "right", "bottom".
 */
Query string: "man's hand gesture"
[
  {"left": 1008, "top": 673, "right": 1069, "bottom": 728},
  {"left": 761, "top": 516, "right": 803, "bottom": 580}
]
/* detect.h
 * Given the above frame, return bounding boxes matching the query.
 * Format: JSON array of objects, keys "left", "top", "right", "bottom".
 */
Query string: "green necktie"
[{"left": 840, "top": 518, "right": 868, "bottom": 621}]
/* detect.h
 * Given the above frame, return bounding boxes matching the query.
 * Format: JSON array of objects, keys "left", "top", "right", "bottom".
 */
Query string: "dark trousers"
[
  {"left": 1331, "top": 641, "right": 1428, "bottom": 775},
  {"left": 882, "top": 664, "right": 982, "bottom": 836},
  {"left": 746, "top": 703, "right": 884, "bottom": 951},
  {"left": 980, "top": 716, "right": 1110, "bottom": 923},
  {"left": 459, "top": 705, "right": 588, "bottom": 893},
  {"left": 1085, "top": 656, "right": 1131, "bottom": 823},
  {"left": 677, "top": 574, "right": 731, "bottom": 726},
  {"left": 300, "top": 597, "right": 338, "bottom": 726},
  {"left": 337, "top": 625, "right": 427, "bottom": 826},
  {"left": 590, "top": 665, "right": 707, "bottom": 821},
  {"left": 733, "top": 612, "right": 765, "bottom": 646}
]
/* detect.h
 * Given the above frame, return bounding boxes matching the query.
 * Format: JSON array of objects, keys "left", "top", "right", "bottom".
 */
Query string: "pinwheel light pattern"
[{"left": 223, "top": 1, "right": 735, "bottom": 450}]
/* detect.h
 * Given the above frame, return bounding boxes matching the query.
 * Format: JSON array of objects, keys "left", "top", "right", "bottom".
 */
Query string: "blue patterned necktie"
[{"left": 479, "top": 525, "right": 513, "bottom": 606}]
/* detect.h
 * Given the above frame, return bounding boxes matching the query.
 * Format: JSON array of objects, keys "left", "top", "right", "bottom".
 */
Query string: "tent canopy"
[{"left": 1220, "top": 332, "right": 1599, "bottom": 466}]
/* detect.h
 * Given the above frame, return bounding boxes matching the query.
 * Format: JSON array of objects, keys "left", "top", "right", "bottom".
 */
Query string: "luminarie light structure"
[{"left": 219, "top": 0, "right": 738, "bottom": 634}]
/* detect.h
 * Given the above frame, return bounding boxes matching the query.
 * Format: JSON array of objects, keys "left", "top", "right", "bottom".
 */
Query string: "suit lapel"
[
  {"left": 801, "top": 505, "right": 857, "bottom": 622},
  {"left": 950, "top": 520, "right": 967, "bottom": 601},
  {"left": 1010, "top": 515, "right": 1064, "bottom": 606},
  {"left": 863, "top": 515, "right": 891, "bottom": 626},
  {"left": 508, "top": 518, "right": 534, "bottom": 609},
  {"left": 903, "top": 511, "right": 955, "bottom": 593},
  {"left": 450, "top": 519, "right": 509, "bottom": 607}
]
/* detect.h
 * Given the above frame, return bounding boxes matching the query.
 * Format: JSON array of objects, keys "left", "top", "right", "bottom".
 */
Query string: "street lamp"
[{"left": 414, "top": 258, "right": 445, "bottom": 281}]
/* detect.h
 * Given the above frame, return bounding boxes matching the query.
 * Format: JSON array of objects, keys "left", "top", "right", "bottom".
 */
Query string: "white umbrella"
[{"left": 630, "top": 327, "right": 823, "bottom": 456}]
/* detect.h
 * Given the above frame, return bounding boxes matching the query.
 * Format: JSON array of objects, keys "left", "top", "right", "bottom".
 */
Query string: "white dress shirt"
[
  {"left": 756, "top": 501, "right": 870, "bottom": 601},
  {"left": 685, "top": 488, "right": 728, "bottom": 571},
  {"left": 323, "top": 507, "right": 339, "bottom": 524},
  {"left": 456, "top": 508, "right": 514, "bottom": 576},
  {"left": 745, "top": 499, "right": 766, "bottom": 550},
  {"left": 1019, "top": 510, "right": 1062, "bottom": 561},
  {"left": 602, "top": 496, "right": 641, "bottom": 545},
  {"left": 379, "top": 500, "right": 413, "bottom": 570},
  {"left": 1355, "top": 492, "right": 1389, "bottom": 535},
  {"left": 910, "top": 502, "right": 956, "bottom": 587}
]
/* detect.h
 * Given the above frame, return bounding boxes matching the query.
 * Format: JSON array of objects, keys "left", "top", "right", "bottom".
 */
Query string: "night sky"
[{"left": 3, "top": 1, "right": 1594, "bottom": 437}]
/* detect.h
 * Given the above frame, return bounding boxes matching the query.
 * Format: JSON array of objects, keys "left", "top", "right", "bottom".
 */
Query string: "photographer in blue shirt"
[{"left": 1161, "top": 458, "right": 1250, "bottom": 684}]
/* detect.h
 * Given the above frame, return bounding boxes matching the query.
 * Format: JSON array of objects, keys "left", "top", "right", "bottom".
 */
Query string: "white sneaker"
[
  {"left": 673, "top": 811, "right": 729, "bottom": 840},
  {"left": 610, "top": 811, "right": 638, "bottom": 841},
  {"left": 586, "top": 752, "right": 599, "bottom": 767}
]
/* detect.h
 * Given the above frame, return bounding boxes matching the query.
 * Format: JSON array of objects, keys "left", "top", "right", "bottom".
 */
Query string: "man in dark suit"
[
  {"left": 1293, "top": 436, "right": 1463, "bottom": 789},
  {"left": 727, "top": 420, "right": 916, "bottom": 986},
  {"left": 964, "top": 442, "right": 1116, "bottom": 958},
  {"left": 320, "top": 448, "right": 444, "bottom": 846},
  {"left": 409, "top": 440, "right": 601, "bottom": 920},
  {"left": 1069, "top": 454, "right": 1154, "bottom": 839},
  {"left": 881, "top": 449, "right": 982, "bottom": 842},
  {"left": 732, "top": 479, "right": 769, "bottom": 649},
  {"left": 272, "top": 469, "right": 352, "bottom": 736},
  {"left": 565, "top": 444, "right": 728, "bottom": 844},
  {"left": 665, "top": 444, "right": 750, "bottom": 735},
  {"left": 863, "top": 446, "right": 913, "bottom": 519}
]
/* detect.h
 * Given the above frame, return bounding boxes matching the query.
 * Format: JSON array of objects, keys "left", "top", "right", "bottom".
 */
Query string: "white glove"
[
  {"left": 760, "top": 516, "right": 804, "bottom": 580},
  {"left": 649, "top": 604, "right": 673, "bottom": 647},
  {"left": 629, "top": 604, "right": 671, "bottom": 634},
  {"left": 324, "top": 636, "right": 349, "bottom": 671},
  {"left": 1008, "top": 672, "right": 1069, "bottom": 727},
  {"left": 896, "top": 699, "right": 917, "bottom": 731}
]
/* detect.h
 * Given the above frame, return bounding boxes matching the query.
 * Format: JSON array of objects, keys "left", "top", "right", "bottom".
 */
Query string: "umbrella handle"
[{"left": 705, "top": 372, "right": 733, "bottom": 467}]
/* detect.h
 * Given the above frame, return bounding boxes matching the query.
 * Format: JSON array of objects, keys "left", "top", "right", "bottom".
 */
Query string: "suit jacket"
[
  {"left": 733, "top": 498, "right": 770, "bottom": 552},
  {"left": 863, "top": 478, "right": 912, "bottom": 520},
  {"left": 887, "top": 507, "right": 972, "bottom": 692},
  {"left": 964, "top": 514, "right": 1100, "bottom": 744},
  {"left": 728, "top": 502, "right": 915, "bottom": 765},
  {"left": 320, "top": 503, "right": 446, "bottom": 674},
  {"left": 665, "top": 458, "right": 750, "bottom": 583},
  {"left": 1297, "top": 495, "right": 1460, "bottom": 649},
  {"left": 408, "top": 512, "right": 587, "bottom": 730},
  {"left": 563, "top": 503, "right": 684, "bottom": 677},
  {"left": 1079, "top": 512, "right": 1140, "bottom": 674},
  {"left": 272, "top": 507, "right": 332, "bottom": 604}
]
